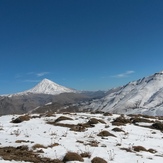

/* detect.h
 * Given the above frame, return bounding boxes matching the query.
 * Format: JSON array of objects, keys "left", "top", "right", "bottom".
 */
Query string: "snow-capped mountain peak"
[{"left": 25, "top": 78, "right": 76, "bottom": 95}]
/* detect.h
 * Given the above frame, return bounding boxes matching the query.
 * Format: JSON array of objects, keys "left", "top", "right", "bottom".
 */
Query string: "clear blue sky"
[{"left": 1, "top": 0, "right": 163, "bottom": 94}]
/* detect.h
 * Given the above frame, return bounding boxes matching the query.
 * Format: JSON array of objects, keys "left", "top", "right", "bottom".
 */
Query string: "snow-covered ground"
[{"left": 0, "top": 112, "right": 163, "bottom": 163}]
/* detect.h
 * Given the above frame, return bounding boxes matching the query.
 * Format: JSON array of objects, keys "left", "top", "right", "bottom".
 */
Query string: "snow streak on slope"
[{"left": 81, "top": 71, "right": 163, "bottom": 116}]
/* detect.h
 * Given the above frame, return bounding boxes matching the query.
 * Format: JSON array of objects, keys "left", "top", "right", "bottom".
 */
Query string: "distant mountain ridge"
[
  {"left": 79, "top": 71, "right": 163, "bottom": 116},
  {"left": 0, "top": 78, "right": 105, "bottom": 115}
]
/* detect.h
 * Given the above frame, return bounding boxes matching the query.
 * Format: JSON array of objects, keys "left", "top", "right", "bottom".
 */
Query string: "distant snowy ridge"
[{"left": 80, "top": 71, "right": 163, "bottom": 116}]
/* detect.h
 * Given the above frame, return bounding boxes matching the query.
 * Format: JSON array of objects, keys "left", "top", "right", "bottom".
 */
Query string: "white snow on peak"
[
  {"left": 1, "top": 78, "right": 76, "bottom": 97},
  {"left": 158, "top": 70, "right": 163, "bottom": 74},
  {"left": 23, "top": 78, "right": 76, "bottom": 95}
]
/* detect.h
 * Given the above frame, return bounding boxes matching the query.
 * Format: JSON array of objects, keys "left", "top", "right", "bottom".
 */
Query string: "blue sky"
[{"left": 1, "top": 0, "right": 163, "bottom": 94}]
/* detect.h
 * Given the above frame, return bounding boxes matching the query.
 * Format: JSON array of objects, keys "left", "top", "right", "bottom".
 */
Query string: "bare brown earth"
[{"left": 0, "top": 145, "right": 63, "bottom": 163}]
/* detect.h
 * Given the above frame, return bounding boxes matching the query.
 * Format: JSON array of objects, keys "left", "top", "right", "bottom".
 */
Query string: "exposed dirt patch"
[
  {"left": 120, "top": 147, "right": 133, "bottom": 152},
  {"left": 158, "top": 116, "right": 163, "bottom": 120},
  {"left": 48, "top": 122, "right": 87, "bottom": 132},
  {"left": 131, "top": 117, "right": 154, "bottom": 124},
  {"left": 44, "top": 112, "right": 56, "bottom": 117},
  {"left": 133, "top": 145, "right": 147, "bottom": 152},
  {"left": 0, "top": 145, "right": 63, "bottom": 163},
  {"left": 76, "top": 139, "right": 99, "bottom": 147},
  {"left": 133, "top": 146, "right": 157, "bottom": 153},
  {"left": 148, "top": 148, "right": 157, "bottom": 153},
  {"left": 112, "top": 127, "right": 125, "bottom": 132},
  {"left": 48, "top": 117, "right": 106, "bottom": 131},
  {"left": 88, "top": 118, "right": 106, "bottom": 124},
  {"left": 32, "top": 143, "right": 59, "bottom": 149},
  {"left": 80, "top": 152, "right": 91, "bottom": 158},
  {"left": 91, "top": 157, "right": 107, "bottom": 163},
  {"left": 15, "top": 140, "right": 31, "bottom": 143},
  {"left": 151, "top": 122, "right": 163, "bottom": 131},
  {"left": 103, "top": 112, "right": 112, "bottom": 116},
  {"left": 32, "top": 144, "right": 47, "bottom": 150},
  {"left": 121, "top": 146, "right": 157, "bottom": 154},
  {"left": 128, "top": 114, "right": 157, "bottom": 120},
  {"left": 63, "top": 152, "right": 84, "bottom": 162},
  {"left": 86, "top": 140, "right": 99, "bottom": 147},
  {"left": 11, "top": 115, "right": 31, "bottom": 123},
  {"left": 97, "top": 130, "right": 116, "bottom": 137},
  {"left": 54, "top": 116, "right": 73, "bottom": 123},
  {"left": 112, "top": 115, "right": 131, "bottom": 126}
]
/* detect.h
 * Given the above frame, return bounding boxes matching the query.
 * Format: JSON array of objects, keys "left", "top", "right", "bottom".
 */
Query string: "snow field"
[{"left": 0, "top": 113, "right": 163, "bottom": 163}]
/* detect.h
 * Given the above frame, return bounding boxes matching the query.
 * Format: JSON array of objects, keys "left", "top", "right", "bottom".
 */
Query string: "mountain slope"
[
  {"left": 79, "top": 71, "right": 163, "bottom": 116},
  {"left": 0, "top": 79, "right": 77, "bottom": 115}
]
